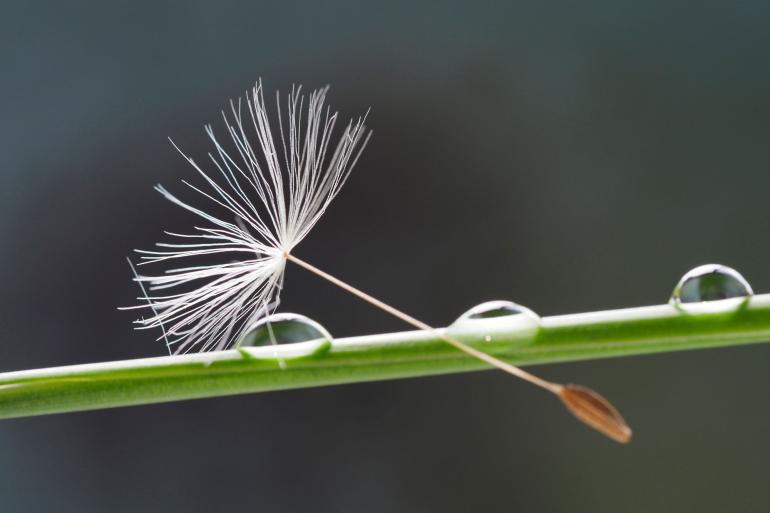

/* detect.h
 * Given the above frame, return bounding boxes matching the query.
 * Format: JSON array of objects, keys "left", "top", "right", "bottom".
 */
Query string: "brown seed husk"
[{"left": 558, "top": 384, "right": 632, "bottom": 444}]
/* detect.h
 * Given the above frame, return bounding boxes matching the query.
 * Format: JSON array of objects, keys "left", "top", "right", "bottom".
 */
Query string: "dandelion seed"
[
  {"left": 125, "top": 80, "right": 369, "bottom": 354},
  {"left": 127, "top": 79, "right": 631, "bottom": 443}
]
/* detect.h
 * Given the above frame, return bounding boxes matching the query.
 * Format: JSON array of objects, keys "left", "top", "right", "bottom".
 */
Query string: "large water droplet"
[
  {"left": 670, "top": 264, "right": 753, "bottom": 304},
  {"left": 238, "top": 313, "right": 332, "bottom": 347}
]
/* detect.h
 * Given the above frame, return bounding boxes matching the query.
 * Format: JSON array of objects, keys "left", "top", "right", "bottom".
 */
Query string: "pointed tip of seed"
[{"left": 558, "top": 384, "right": 633, "bottom": 444}]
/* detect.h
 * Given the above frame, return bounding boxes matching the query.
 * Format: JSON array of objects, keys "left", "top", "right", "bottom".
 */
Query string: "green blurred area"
[{"left": 0, "top": 1, "right": 767, "bottom": 512}]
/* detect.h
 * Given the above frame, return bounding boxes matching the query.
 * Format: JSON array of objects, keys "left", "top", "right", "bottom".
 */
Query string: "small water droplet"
[
  {"left": 449, "top": 300, "right": 540, "bottom": 345},
  {"left": 238, "top": 313, "right": 332, "bottom": 347},
  {"left": 670, "top": 264, "right": 753, "bottom": 305},
  {"left": 455, "top": 300, "right": 538, "bottom": 321}
]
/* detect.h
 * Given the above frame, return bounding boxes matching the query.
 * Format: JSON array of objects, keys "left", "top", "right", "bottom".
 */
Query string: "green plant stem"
[{"left": 0, "top": 295, "right": 768, "bottom": 419}]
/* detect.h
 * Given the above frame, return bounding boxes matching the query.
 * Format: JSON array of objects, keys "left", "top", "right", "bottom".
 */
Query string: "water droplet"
[
  {"left": 670, "top": 264, "right": 753, "bottom": 305},
  {"left": 449, "top": 300, "right": 540, "bottom": 345},
  {"left": 238, "top": 313, "right": 332, "bottom": 347},
  {"left": 455, "top": 300, "right": 538, "bottom": 321}
]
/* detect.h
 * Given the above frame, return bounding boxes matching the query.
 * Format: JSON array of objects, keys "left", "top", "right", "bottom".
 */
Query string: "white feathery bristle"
[{"left": 125, "top": 80, "right": 370, "bottom": 353}]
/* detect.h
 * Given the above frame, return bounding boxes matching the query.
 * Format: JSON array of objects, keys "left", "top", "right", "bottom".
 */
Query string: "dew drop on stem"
[
  {"left": 670, "top": 264, "right": 753, "bottom": 304},
  {"left": 450, "top": 301, "right": 540, "bottom": 343},
  {"left": 453, "top": 300, "right": 539, "bottom": 321},
  {"left": 238, "top": 313, "right": 333, "bottom": 347}
]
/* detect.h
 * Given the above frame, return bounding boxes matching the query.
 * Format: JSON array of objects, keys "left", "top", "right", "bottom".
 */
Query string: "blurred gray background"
[{"left": 1, "top": 1, "right": 768, "bottom": 512}]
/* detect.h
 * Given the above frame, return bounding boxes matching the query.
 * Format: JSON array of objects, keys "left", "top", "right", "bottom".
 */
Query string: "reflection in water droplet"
[
  {"left": 238, "top": 313, "right": 332, "bottom": 347},
  {"left": 670, "top": 264, "right": 753, "bottom": 304},
  {"left": 455, "top": 300, "right": 539, "bottom": 322},
  {"left": 449, "top": 300, "right": 540, "bottom": 344}
]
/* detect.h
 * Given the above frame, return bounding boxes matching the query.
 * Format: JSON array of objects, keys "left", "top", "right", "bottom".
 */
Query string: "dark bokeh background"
[{"left": 1, "top": 1, "right": 768, "bottom": 512}]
